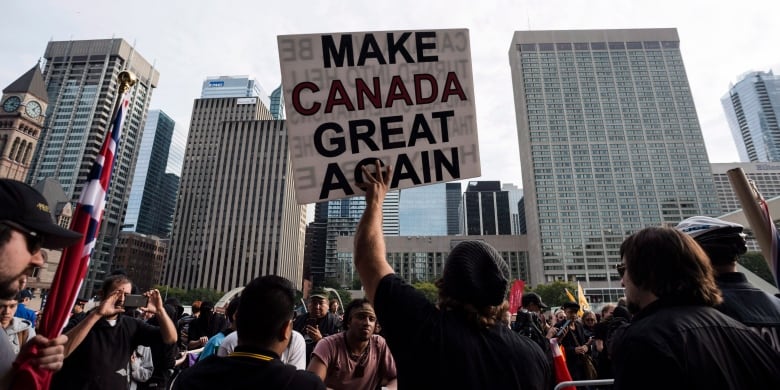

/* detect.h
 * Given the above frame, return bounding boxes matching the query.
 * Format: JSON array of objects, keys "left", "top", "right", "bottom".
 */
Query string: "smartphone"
[
  {"left": 124, "top": 294, "right": 148, "bottom": 308},
  {"left": 306, "top": 317, "right": 319, "bottom": 327}
]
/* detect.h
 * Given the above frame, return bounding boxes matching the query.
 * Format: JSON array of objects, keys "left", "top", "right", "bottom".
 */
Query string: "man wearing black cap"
[
  {"left": 676, "top": 216, "right": 780, "bottom": 352},
  {"left": 353, "top": 162, "right": 551, "bottom": 389},
  {"left": 513, "top": 293, "right": 550, "bottom": 353},
  {"left": 0, "top": 179, "right": 83, "bottom": 387},
  {"left": 548, "top": 301, "right": 592, "bottom": 381},
  {"left": 292, "top": 287, "right": 341, "bottom": 366}
]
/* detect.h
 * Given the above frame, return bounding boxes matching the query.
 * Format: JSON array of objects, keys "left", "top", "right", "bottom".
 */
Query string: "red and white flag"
[
  {"left": 550, "top": 337, "right": 574, "bottom": 390},
  {"left": 13, "top": 90, "right": 131, "bottom": 388}
]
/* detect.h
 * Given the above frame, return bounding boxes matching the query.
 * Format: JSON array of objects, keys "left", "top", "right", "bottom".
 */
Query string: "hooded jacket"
[{"left": 3, "top": 317, "right": 35, "bottom": 355}]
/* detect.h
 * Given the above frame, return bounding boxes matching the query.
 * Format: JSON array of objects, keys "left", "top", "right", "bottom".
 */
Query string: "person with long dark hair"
[{"left": 612, "top": 227, "right": 780, "bottom": 389}]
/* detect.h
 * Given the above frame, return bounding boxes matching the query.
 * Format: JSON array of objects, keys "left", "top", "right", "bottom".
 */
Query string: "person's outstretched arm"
[{"left": 354, "top": 160, "right": 395, "bottom": 303}]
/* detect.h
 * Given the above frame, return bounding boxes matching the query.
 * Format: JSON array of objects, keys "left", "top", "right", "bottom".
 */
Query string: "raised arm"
[
  {"left": 354, "top": 161, "right": 395, "bottom": 303},
  {"left": 63, "top": 289, "right": 124, "bottom": 357}
]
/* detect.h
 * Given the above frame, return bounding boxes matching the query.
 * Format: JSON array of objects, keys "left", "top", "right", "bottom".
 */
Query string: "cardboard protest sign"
[{"left": 278, "top": 29, "right": 481, "bottom": 204}]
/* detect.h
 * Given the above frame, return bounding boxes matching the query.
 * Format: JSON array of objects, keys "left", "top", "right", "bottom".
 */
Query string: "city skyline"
[{"left": 2, "top": 0, "right": 778, "bottom": 192}]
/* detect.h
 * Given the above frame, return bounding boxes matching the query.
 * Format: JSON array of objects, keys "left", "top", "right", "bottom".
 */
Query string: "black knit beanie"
[{"left": 441, "top": 241, "right": 510, "bottom": 307}]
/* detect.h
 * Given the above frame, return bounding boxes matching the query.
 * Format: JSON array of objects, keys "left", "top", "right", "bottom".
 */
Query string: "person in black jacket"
[
  {"left": 677, "top": 216, "right": 780, "bottom": 352},
  {"left": 173, "top": 276, "right": 324, "bottom": 390},
  {"left": 292, "top": 287, "right": 341, "bottom": 365},
  {"left": 612, "top": 227, "right": 780, "bottom": 389}
]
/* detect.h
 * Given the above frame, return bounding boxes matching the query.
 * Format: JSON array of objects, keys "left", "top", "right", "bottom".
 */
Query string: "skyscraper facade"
[
  {"left": 446, "top": 182, "right": 462, "bottom": 235},
  {"left": 510, "top": 28, "right": 720, "bottom": 286},
  {"left": 502, "top": 183, "right": 524, "bottom": 234},
  {"left": 722, "top": 70, "right": 780, "bottom": 162},
  {"left": 399, "top": 183, "right": 449, "bottom": 236},
  {"left": 269, "top": 85, "right": 285, "bottom": 120},
  {"left": 462, "top": 181, "right": 512, "bottom": 236},
  {"left": 28, "top": 38, "right": 159, "bottom": 296},
  {"left": 200, "top": 75, "right": 269, "bottom": 105},
  {"left": 310, "top": 192, "right": 399, "bottom": 287},
  {"left": 163, "top": 94, "right": 306, "bottom": 292},
  {"left": 125, "top": 110, "right": 179, "bottom": 237}
]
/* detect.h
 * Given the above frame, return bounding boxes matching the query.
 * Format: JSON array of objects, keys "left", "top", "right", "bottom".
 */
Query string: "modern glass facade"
[
  {"left": 446, "top": 182, "right": 462, "bottom": 235},
  {"left": 125, "top": 110, "right": 178, "bottom": 237},
  {"left": 502, "top": 183, "right": 524, "bottom": 234},
  {"left": 311, "top": 191, "right": 399, "bottom": 287},
  {"left": 28, "top": 38, "right": 159, "bottom": 297},
  {"left": 269, "top": 85, "right": 285, "bottom": 120},
  {"left": 462, "top": 181, "right": 512, "bottom": 236},
  {"left": 510, "top": 29, "right": 720, "bottom": 287},
  {"left": 200, "top": 75, "right": 270, "bottom": 107},
  {"left": 722, "top": 70, "right": 780, "bottom": 162},
  {"left": 400, "top": 183, "right": 448, "bottom": 236}
]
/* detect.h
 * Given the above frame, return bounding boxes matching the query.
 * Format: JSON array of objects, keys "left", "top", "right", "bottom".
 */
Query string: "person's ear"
[{"left": 278, "top": 319, "right": 293, "bottom": 342}]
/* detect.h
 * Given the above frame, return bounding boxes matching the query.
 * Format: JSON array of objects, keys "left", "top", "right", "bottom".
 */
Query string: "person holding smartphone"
[
  {"left": 293, "top": 287, "right": 341, "bottom": 366},
  {"left": 50, "top": 274, "right": 177, "bottom": 389}
]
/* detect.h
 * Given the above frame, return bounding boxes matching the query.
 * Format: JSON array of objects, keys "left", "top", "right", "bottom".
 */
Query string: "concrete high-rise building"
[
  {"left": 510, "top": 28, "right": 720, "bottom": 286},
  {"left": 712, "top": 162, "right": 780, "bottom": 214},
  {"left": 125, "top": 110, "right": 180, "bottom": 237},
  {"left": 28, "top": 38, "right": 159, "bottom": 297},
  {"left": 462, "top": 181, "right": 512, "bottom": 236},
  {"left": 163, "top": 92, "right": 306, "bottom": 292},
  {"left": 711, "top": 162, "right": 780, "bottom": 253},
  {"left": 1, "top": 65, "right": 48, "bottom": 181},
  {"left": 113, "top": 231, "right": 167, "bottom": 291},
  {"left": 446, "top": 182, "right": 462, "bottom": 235},
  {"left": 722, "top": 70, "right": 780, "bottom": 162}
]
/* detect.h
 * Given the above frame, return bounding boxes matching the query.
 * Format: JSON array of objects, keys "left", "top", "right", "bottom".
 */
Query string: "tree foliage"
[
  {"left": 525, "top": 280, "right": 577, "bottom": 308},
  {"left": 154, "top": 285, "right": 223, "bottom": 306},
  {"left": 739, "top": 251, "right": 776, "bottom": 286},
  {"left": 412, "top": 281, "right": 438, "bottom": 304}
]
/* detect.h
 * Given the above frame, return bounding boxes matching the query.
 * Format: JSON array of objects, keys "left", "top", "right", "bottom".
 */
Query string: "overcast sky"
[{"left": 2, "top": 0, "right": 778, "bottom": 191}]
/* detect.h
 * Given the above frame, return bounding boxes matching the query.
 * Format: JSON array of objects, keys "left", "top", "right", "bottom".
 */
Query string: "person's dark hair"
[
  {"left": 342, "top": 298, "right": 370, "bottom": 330},
  {"left": 436, "top": 277, "right": 503, "bottom": 329},
  {"left": 620, "top": 227, "right": 722, "bottom": 306},
  {"left": 100, "top": 274, "right": 132, "bottom": 298},
  {"left": 236, "top": 276, "right": 295, "bottom": 347},
  {"left": 165, "top": 298, "right": 184, "bottom": 322},
  {"left": 226, "top": 296, "right": 241, "bottom": 321}
]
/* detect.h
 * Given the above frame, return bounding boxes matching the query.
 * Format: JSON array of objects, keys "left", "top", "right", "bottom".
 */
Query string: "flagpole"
[
  {"left": 16, "top": 70, "right": 138, "bottom": 389},
  {"left": 726, "top": 168, "right": 773, "bottom": 264}
]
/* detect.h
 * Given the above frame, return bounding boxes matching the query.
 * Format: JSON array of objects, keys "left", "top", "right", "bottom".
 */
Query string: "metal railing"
[{"left": 554, "top": 379, "right": 615, "bottom": 390}]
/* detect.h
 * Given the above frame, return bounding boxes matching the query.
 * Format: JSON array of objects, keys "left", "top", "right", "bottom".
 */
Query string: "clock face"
[
  {"left": 3, "top": 96, "right": 21, "bottom": 112},
  {"left": 25, "top": 101, "right": 42, "bottom": 118}
]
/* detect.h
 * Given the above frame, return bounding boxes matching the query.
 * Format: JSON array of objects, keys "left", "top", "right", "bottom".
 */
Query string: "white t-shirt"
[{"left": 217, "top": 329, "right": 306, "bottom": 370}]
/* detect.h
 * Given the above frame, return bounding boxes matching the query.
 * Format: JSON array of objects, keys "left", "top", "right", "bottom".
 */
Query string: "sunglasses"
[
  {"left": 616, "top": 263, "right": 626, "bottom": 278},
  {"left": 1, "top": 221, "right": 43, "bottom": 254}
]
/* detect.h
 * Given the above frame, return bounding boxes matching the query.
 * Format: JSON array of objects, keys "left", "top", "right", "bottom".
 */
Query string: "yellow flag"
[
  {"left": 564, "top": 288, "right": 576, "bottom": 303},
  {"left": 577, "top": 282, "right": 591, "bottom": 317}
]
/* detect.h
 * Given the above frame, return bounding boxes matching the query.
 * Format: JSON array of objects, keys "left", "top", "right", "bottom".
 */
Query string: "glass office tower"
[{"left": 722, "top": 70, "right": 780, "bottom": 162}]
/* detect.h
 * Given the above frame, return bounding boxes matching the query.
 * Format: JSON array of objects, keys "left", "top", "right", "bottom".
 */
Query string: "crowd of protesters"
[{"left": 2, "top": 169, "right": 780, "bottom": 389}]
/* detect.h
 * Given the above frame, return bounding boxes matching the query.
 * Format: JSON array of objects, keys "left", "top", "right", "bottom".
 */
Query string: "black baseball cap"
[
  {"left": 521, "top": 292, "right": 548, "bottom": 309},
  {"left": 0, "top": 179, "right": 82, "bottom": 249}
]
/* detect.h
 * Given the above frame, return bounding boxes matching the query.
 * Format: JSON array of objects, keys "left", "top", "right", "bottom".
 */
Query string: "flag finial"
[{"left": 118, "top": 71, "right": 137, "bottom": 94}]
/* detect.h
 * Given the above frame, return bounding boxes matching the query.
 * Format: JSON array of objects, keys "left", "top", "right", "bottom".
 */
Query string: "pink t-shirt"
[{"left": 311, "top": 332, "right": 396, "bottom": 390}]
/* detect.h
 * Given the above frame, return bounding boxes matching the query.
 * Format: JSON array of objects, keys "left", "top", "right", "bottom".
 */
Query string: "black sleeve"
[{"left": 373, "top": 274, "right": 437, "bottom": 341}]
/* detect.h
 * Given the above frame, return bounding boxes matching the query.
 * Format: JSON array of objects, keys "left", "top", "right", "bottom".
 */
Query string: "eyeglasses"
[
  {"left": 0, "top": 221, "right": 43, "bottom": 254},
  {"left": 615, "top": 263, "right": 626, "bottom": 278}
]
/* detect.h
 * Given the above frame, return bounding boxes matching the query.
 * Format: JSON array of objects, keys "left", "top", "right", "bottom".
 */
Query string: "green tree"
[
  {"left": 412, "top": 281, "right": 438, "bottom": 304},
  {"left": 154, "top": 285, "right": 223, "bottom": 305},
  {"left": 526, "top": 280, "right": 577, "bottom": 308},
  {"left": 739, "top": 251, "right": 776, "bottom": 286},
  {"left": 351, "top": 278, "right": 363, "bottom": 290}
]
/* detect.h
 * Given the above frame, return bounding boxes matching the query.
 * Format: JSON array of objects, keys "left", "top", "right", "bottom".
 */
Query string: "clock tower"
[{"left": 0, "top": 64, "right": 48, "bottom": 180}]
